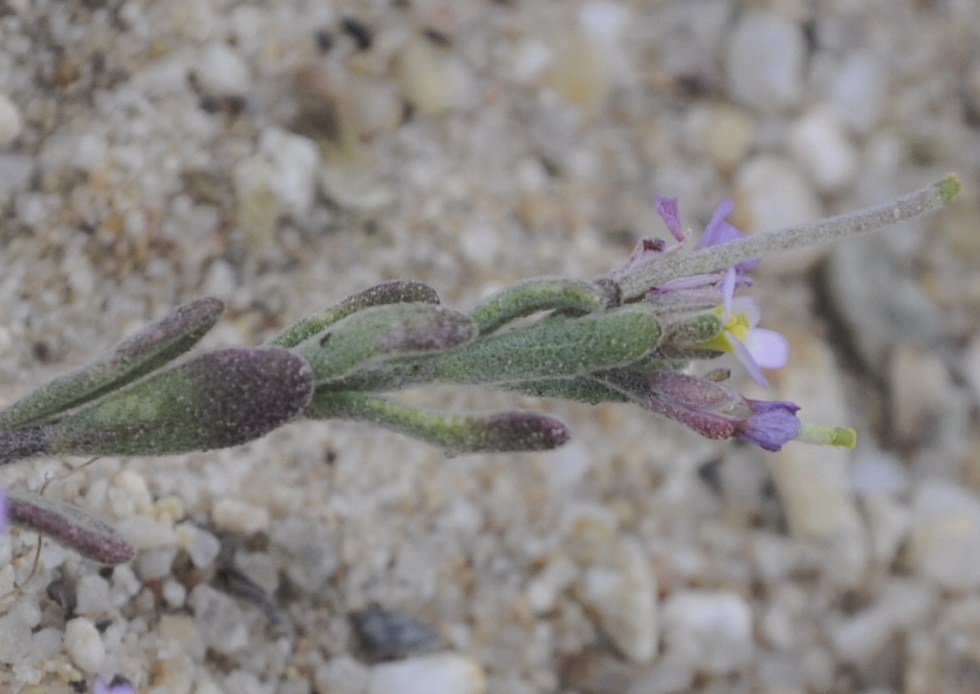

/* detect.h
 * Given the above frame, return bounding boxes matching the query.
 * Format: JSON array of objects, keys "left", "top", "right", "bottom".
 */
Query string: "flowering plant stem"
[{"left": 0, "top": 175, "right": 961, "bottom": 563}]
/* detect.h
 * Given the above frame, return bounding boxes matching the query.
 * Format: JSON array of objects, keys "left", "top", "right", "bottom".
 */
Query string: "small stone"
[
  {"left": 733, "top": 155, "right": 824, "bottom": 274},
  {"left": 136, "top": 546, "right": 178, "bottom": 580},
  {"left": 396, "top": 37, "right": 477, "bottom": 117},
  {"left": 350, "top": 605, "right": 445, "bottom": 662},
  {"left": 0, "top": 92, "right": 22, "bottom": 145},
  {"left": 315, "top": 655, "right": 370, "bottom": 694},
  {"left": 861, "top": 494, "right": 911, "bottom": 567},
  {"left": 686, "top": 103, "right": 756, "bottom": 175},
  {"left": 0, "top": 609, "right": 33, "bottom": 664},
  {"left": 211, "top": 497, "right": 270, "bottom": 536},
  {"left": 661, "top": 590, "right": 753, "bottom": 676},
  {"left": 766, "top": 329, "right": 869, "bottom": 586},
  {"left": 366, "top": 652, "right": 487, "bottom": 694},
  {"left": 163, "top": 579, "right": 187, "bottom": 608},
  {"left": 887, "top": 342, "right": 953, "bottom": 447},
  {"left": 910, "top": 479, "right": 980, "bottom": 591},
  {"left": 195, "top": 42, "right": 251, "bottom": 99},
  {"left": 963, "top": 331, "right": 980, "bottom": 403},
  {"left": 789, "top": 107, "right": 859, "bottom": 194},
  {"left": 828, "top": 52, "right": 885, "bottom": 134},
  {"left": 184, "top": 526, "right": 222, "bottom": 569},
  {"left": 188, "top": 584, "right": 249, "bottom": 655},
  {"left": 64, "top": 617, "right": 106, "bottom": 673},
  {"left": 269, "top": 516, "right": 338, "bottom": 592},
  {"left": 726, "top": 11, "right": 805, "bottom": 111},
  {"left": 121, "top": 514, "right": 178, "bottom": 550},
  {"left": 75, "top": 574, "right": 112, "bottom": 615}
]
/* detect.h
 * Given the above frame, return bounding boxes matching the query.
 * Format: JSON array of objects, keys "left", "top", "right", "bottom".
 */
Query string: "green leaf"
[
  {"left": 269, "top": 280, "right": 441, "bottom": 348},
  {"left": 0, "top": 297, "right": 224, "bottom": 431},
  {"left": 42, "top": 348, "right": 314, "bottom": 458}
]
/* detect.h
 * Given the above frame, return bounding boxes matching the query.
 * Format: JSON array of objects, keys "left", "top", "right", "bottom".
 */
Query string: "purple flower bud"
[{"left": 735, "top": 399, "right": 801, "bottom": 452}]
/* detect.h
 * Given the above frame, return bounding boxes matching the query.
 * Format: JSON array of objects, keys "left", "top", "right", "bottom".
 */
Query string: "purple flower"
[
  {"left": 630, "top": 371, "right": 801, "bottom": 451},
  {"left": 94, "top": 678, "right": 136, "bottom": 694},
  {"left": 0, "top": 488, "right": 7, "bottom": 533}
]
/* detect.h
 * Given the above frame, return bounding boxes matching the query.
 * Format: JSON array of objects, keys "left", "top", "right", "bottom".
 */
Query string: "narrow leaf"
[
  {"left": 43, "top": 348, "right": 314, "bottom": 458},
  {"left": 309, "top": 391, "right": 569, "bottom": 454},
  {"left": 293, "top": 303, "right": 477, "bottom": 384},
  {"left": 0, "top": 298, "right": 224, "bottom": 431},
  {"left": 269, "top": 280, "right": 441, "bottom": 348},
  {"left": 6, "top": 489, "right": 136, "bottom": 565}
]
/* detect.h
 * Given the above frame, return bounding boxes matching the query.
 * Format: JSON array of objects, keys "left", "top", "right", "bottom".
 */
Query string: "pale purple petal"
[
  {"left": 696, "top": 199, "right": 736, "bottom": 249},
  {"left": 94, "top": 679, "right": 136, "bottom": 694},
  {"left": 736, "top": 400, "right": 801, "bottom": 451},
  {"left": 656, "top": 196, "right": 686, "bottom": 242},
  {"left": 0, "top": 489, "right": 7, "bottom": 533},
  {"left": 743, "top": 328, "right": 790, "bottom": 370},
  {"left": 721, "top": 266, "right": 737, "bottom": 319},
  {"left": 730, "top": 335, "right": 769, "bottom": 388}
]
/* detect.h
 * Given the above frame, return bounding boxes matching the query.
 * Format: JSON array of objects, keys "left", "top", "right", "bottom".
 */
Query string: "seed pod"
[{"left": 469, "top": 277, "right": 605, "bottom": 335}]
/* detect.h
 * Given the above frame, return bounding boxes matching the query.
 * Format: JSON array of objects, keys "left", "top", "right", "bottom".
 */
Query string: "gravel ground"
[{"left": 1, "top": 1, "right": 979, "bottom": 693}]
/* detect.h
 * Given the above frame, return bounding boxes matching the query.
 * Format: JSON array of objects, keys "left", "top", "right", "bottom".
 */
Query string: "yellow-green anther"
[
  {"left": 0, "top": 297, "right": 224, "bottom": 431},
  {"left": 469, "top": 277, "right": 606, "bottom": 335},
  {"left": 293, "top": 303, "right": 477, "bottom": 384},
  {"left": 308, "top": 391, "right": 570, "bottom": 454},
  {"left": 269, "top": 280, "right": 441, "bottom": 348}
]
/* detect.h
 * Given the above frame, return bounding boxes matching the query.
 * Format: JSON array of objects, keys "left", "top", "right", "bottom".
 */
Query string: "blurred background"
[{"left": 1, "top": 1, "right": 978, "bottom": 692}]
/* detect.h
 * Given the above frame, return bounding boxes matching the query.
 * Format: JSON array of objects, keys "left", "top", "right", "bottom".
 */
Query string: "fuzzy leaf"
[
  {"left": 42, "top": 348, "right": 314, "bottom": 458},
  {"left": 269, "top": 280, "right": 441, "bottom": 348},
  {"left": 309, "top": 391, "right": 570, "bottom": 454},
  {"left": 0, "top": 297, "right": 224, "bottom": 431},
  {"left": 469, "top": 277, "right": 605, "bottom": 335},
  {"left": 293, "top": 302, "right": 477, "bottom": 384},
  {"left": 6, "top": 489, "right": 135, "bottom": 565}
]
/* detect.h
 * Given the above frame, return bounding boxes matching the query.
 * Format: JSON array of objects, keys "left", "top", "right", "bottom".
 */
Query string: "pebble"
[
  {"left": 315, "top": 655, "right": 371, "bottom": 694},
  {"left": 862, "top": 493, "right": 911, "bottom": 567},
  {"left": 827, "top": 52, "right": 885, "bottom": 134},
  {"left": 211, "top": 497, "right": 270, "bottom": 536},
  {"left": 269, "top": 516, "right": 338, "bottom": 593},
  {"left": 75, "top": 573, "right": 112, "bottom": 615},
  {"left": 64, "top": 617, "right": 106, "bottom": 673},
  {"left": 0, "top": 608, "right": 33, "bottom": 664},
  {"left": 685, "top": 103, "right": 756, "bottom": 175},
  {"left": 0, "top": 92, "right": 22, "bottom": 145},
  {"left": 887, "top": 342, "right": 953, "bottom": 447},
  {"left": 963, "top": 331, "right": 980, "bottom": 404},
  {"left": 121, "top": 514, "right": 179, "bottom": 550},
  {"left": 910, "top": 479, "right": 980, "bottom": 591},
  {"left": 732, "top": 155, "right": 824, "bottom": 274},
  {"left": 725, "top": 11, "right": 806, "bottom": 111},
  {"left": 660, "top": 590, "right": 753, "bottom": 676},
  {"left": 396, "top": 37, "right": 478, "bottom": 117},
  {"left": 194, "top": 42, "right": 251, "bottom": 99},
  {"left": 568, "top": 513, "right": 658, "bottom": 663},
  {"left": 350, "top": 605, "right": 445, "bottom": 662},
  {"left": 188, "top": 584, "right": 249, "bottom": 655},
  {"left": 766, "top": 328, "right": 869, "bottom": 586},
  {"left": 789, "top": 107, "right": 859, "bottom": 194},
  {"left": 827, "top": 579, "right": 935, "bottom": 667},
  {"left": 182, "top": 525, "right": 222, "bottom": 569},
  {"left": 366, "top": 652, "right": 487, "bottom": 694}
]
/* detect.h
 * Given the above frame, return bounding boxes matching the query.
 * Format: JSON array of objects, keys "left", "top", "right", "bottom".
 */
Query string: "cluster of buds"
[{"left": 0, "top": 175, "right": 961, "bottom": 564}]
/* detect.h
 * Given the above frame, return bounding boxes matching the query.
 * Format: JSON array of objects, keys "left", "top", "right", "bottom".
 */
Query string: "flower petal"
[
  {"left": 736, "top": 400, "right": 801, "bottom": 451},
  {"left": 656, "top": 196, "right": 686, "bottom": 242},
  {"left": 743, "top": 328, "right": 790, "bottom": 369}
]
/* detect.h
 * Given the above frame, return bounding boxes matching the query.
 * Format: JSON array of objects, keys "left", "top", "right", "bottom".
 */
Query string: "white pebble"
[
  {"left": 828, "top": 52, "right": 885, "bottom": 134},
  {"left": 726, "top": 11, "right": 805, "bottom": 111},
  {"left": 733, "top": 155, "right": 823, "bottom": 273},
  {"left": 121, "top": 514, "right": 179, "bottom": 549},
  {"left": 0, "top": 92, "right": 22, "bottom": 145},
  {"left": 367, "top": 652, "right": 487, "bottom": 694},
  {"left": 315, "top": 655, "right": 371, "bottom": 694},
  {"left": 195, "top": 42, "right": 251, "bottom": 99},
  {"left": 185, "top": 526, "right": 222, "bottom": 569},
  {"left": 64, "top": 617, "right": 106, "bottom": 674},
  {"left": 163, "top": 579, "right": 188, "bottom": 608},
  {"left": 789, "top": 107, "right": 858, "bottom": 194},
  {"left": 661, "top": 590, "right": 753, "bottom": 675},
  {"left": 910, "top": 479, "right": 980, "bottom": 590},
  {"left": 212, "top": 497, "right": 269, "bottom": 536},
  {"left": 189, "top": 585, "right": 249, "bottom": 655},
  {"left": 574, "top": 537, "right": 657, "bottom": 663},
  {"left": 76, "top": 574, "right": 112, "bottom": 615}
]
